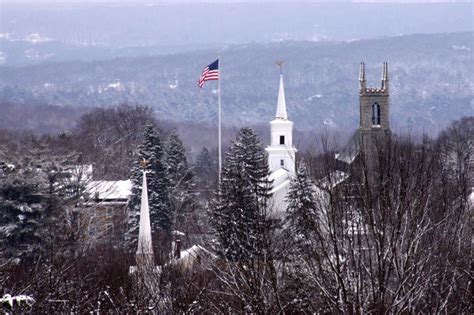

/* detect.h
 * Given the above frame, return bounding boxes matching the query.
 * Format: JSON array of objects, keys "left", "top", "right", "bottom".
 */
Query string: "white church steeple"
[
  {"left": 135, "top": 161, "right": 155, "bottom": 269},
  {"left": 275, "top": 75, "right": 288, "bottom": 120},
  {"left": 266, "top": 73, "right": 297, "bottom": 175}
]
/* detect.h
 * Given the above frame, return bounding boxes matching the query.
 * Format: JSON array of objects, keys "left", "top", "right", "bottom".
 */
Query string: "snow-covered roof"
[
  {"left": 269, "top": 168, "right": 288, "bottom": 181},
  {"left": 336, "top": 130, "right": 360, "bottom": 165},
  {"left": 271, "top": 178, "right": 291, "bottom": 194},
  {"left": 320, "top": 170, "right": 350, "bottom": 189},
  {"left": 269, "top": 168, "right": 291, "bottom": 193},
  {"left": 179, "top": 245, "right": 206, "bottom": 260},
  {"left": 86, "top": 180, "right": 132, "bottom": 200},
  {"left": 172, "top": 245, "right": 216, "bottom": 270}
]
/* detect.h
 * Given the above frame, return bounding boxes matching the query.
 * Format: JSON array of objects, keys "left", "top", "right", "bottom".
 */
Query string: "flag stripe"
[{"left": 198, "top": 59, "right": 219, "bottom": 88}]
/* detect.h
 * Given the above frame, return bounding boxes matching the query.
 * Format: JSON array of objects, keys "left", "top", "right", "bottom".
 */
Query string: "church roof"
[
  {"left": 335, "top": 130, "right": 360, "bottom": 165},
  {"left": 269, "top": 168, "right": 291, "bottom": 194}
]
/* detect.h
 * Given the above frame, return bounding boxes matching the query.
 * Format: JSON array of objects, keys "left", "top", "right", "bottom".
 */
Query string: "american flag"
[{"left": 198, "top": 59, "right": 219, "bottom": 88}]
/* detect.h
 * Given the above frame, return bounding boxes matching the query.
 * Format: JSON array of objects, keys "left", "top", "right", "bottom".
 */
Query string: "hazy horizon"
[{"left": 1, "top": 0, "right": 471, "bottom": 4}]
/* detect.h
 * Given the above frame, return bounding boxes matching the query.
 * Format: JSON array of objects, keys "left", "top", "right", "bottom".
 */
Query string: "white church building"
[{"left": 266, "top": 74, "right": 297, "bottom": 217}]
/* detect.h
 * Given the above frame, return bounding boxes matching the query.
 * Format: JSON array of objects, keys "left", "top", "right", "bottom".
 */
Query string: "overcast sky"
[{"left": 1, "top": 0, "right": 470, "bottom": 4}]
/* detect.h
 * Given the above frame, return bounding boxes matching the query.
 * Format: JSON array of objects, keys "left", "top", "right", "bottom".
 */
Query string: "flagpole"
[{"left": 218, "top": 55, "right": 222, "bottom": 184}]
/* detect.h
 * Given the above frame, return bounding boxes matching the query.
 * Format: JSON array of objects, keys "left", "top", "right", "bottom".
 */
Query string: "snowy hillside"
[{"left": 0, "top": 32, "right": 471, "bottom": 134}]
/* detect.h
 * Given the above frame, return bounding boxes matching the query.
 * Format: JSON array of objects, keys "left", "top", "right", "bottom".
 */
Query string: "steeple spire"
[
  {"left": 275, "top": 74, "right": 288, "bottom": 120},
  {"left": 136, "top": 166, "right": 155, "bottom": 267}
]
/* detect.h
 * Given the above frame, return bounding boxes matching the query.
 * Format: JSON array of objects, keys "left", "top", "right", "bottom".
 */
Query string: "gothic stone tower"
[{"left": 359, "top": 62, "right": 391, "bottom": 180}]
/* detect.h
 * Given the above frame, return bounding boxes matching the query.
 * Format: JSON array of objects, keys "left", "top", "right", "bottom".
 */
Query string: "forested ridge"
[{"left": 1, "top": 32, "right": 472, "bottom": 133}]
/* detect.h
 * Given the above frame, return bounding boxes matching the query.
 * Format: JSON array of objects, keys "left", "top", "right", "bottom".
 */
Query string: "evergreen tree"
[
  {"left": 0, "top": 147, "right": 82, "bottom": 262},
  {"left": 284, "top": 164, "right": 320, "bottom": 249},
  {"left": 165, "top": 130, "right": 193, "bottom": 191},
  {"left": 164, "top": 129, "right": 195, "bottom": 231},
  {"left": 211, "top": 127, "right": 272, "bottom": 260},
  {"left": 126, "top": 125, "right": 172, "bottom": 249},
  {"left": 194, "top": 147, "right": 217, "bottom": 188},
  {"left": 0, "top": 166, "right": 45, "bottom": 262}
]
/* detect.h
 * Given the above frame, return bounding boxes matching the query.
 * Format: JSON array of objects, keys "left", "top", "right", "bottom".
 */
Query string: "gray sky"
[{"left": 1, "top": 0, "right": 469, "bottom": 4}]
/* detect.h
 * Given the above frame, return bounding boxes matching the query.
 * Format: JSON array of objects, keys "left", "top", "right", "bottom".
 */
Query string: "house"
[{"left": 83, "top": 175, "right": 131, "bottom": 246}]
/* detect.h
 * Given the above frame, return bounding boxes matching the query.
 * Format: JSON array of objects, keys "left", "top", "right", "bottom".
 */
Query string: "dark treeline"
[
  {"left": 0, "top": 103, "right": 472, "bottom": 312},
  {"left": 0, "top": 102, "right": 331, "bottom": 177}
]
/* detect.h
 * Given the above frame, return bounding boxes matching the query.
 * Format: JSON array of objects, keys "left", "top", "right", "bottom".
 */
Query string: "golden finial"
[
  {"left": 140, "top": 158, "right": 149, "bottom": 169},
  {"left": 275, "top": 60, "right": 284, "bottom": 74}
]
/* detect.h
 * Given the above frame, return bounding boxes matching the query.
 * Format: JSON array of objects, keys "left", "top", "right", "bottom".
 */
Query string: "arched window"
[{"left": 372, "top": 103, "right": 381, "bottom": 126}]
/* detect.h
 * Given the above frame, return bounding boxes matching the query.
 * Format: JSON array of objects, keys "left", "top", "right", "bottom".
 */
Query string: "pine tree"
[
  {"left": 165, "top": 130, "right": 193, "bottom": 191},
  {"left": 0, "top": 167, "right": 45, "bottom": 262},
  {"left": 126, "top": 125, "right": 172, "bottom": 249},
  {"left": 212, "top": 127, "right": 273, "bottom": 260},
  {"left": 194, "top": 147, "right": 217, "bottom": 188},
  {"left": 164, "top": 129, "right": 195, "bottom": 232},
  {"left": 0, "top": 147, "right": 82, "bottom": 262},
  {"left": 284, "top": 164, "right": 319, "bottom": 248}
]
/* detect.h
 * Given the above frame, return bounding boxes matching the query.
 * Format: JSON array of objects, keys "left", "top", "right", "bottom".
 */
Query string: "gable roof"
[
  {"left": 336, "top": 130, "right": 360, "bottom": 165},
  {"left": 86, "top": 180, "right": 132, "bottom": 201}
]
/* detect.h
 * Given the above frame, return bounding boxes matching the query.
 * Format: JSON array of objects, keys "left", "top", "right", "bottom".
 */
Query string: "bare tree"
[
  {"left": 283, "top": 130, "right": 471, "bottom": 313},
  {"left": 74, "top": 104, "right": 156, "bottom": 179}
]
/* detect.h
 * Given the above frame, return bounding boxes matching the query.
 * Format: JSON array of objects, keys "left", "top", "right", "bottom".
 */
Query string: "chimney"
[{"left": 174, "top": 239, "right": 182, "bottom": 259}]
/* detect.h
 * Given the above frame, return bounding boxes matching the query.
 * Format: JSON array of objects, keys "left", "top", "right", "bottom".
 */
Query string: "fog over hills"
[
  {"left": 0, "top": 1, "right": 471, "bottom": 66},
  {"left": 0, "top": 2, "right": 471, "bottom": 135},
  {"left": 1, "top": 32, "right": 472, "bottom": 135}
]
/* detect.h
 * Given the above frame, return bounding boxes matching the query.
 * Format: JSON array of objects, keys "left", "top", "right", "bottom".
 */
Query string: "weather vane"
[
  {"left": 275, "top": 60, "right": 284, "bottom": 74},
  {"left": 139, "top": 158, "right": 149, "bottom": 170}
]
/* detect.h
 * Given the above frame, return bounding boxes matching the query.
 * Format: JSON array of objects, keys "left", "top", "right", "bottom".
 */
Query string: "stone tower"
[
  {"left": 359, "top": 62, "right": 391, "bottom": 178},
  {"left": 266, "top": 74, "right": 297, "bottom": 175}
]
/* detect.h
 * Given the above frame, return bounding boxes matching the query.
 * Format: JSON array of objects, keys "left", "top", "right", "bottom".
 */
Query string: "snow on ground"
[
  {"left": 24, "top": 49, "right": 54, "bottom": 61},
  {"left": 0, "top": 294, "right": 35, "bottom": 309},
  {"left": 24, "top": 33, "right": 53, "bottom": 44},
  {"left": 323, "top": 118, "right": 335, "bottom": 127},
  {"left": 307, "top": 94, "right": 323, "bottom": 101},
  {"left": 104, "top": 81, "right": 123, "bottom": 91},
  {"left": 169, "top": 80, "right": 179, "bottom": 89},
  {"left": 452, "top": 45, "right": 471, "bottom": 52},
  {"left": 0, "top": 33, "right": 11, "bottom": 40}
]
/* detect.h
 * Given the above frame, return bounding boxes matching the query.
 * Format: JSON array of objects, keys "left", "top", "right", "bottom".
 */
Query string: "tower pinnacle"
[
  {"left": 359, "top": 62, "right": 366, "bottom": 92},
  {"left": 382, "top": 62, "right": 389, "bottom": 91},
  {"left": 275, "top": 74, "right": 288, "bottom": 120}
]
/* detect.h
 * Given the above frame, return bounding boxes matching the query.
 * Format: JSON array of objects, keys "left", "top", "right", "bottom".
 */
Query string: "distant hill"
[
  {"left": 0, "top": 32, "right": 472, "bottom": 134},
  {"left": 1, "top": 2, "right": 471, "bottom": 64}
]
